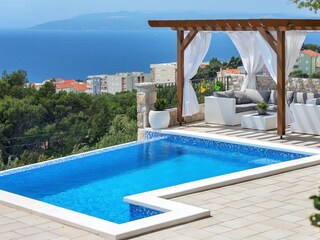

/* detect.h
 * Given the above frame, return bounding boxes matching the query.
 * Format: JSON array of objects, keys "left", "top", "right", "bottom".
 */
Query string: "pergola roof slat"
[{"left": 148, "top": 19, "right": 320, "bottom": 31}]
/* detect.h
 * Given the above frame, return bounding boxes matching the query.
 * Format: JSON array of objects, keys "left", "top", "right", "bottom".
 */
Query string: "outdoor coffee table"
[{"left": 241, "top": 113, "right": 277, "bottom": 131}]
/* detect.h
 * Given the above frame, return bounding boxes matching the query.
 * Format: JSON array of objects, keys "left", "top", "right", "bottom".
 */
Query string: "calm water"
[
  {"left": 0, "top": 134, "right": 308, "bottom": 223},
  {"left": 0, "top": 29, "right": 236, "bottom": 83},
  {"left": 0, "top": 29, "right": 319, "bottom": 83}
]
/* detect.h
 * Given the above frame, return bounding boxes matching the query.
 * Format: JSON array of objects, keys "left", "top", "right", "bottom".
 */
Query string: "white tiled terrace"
[{"left": 1, "top": 122, "right": 320, "bottom": 240}]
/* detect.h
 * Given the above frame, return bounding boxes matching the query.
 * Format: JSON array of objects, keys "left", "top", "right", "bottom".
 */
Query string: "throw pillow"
[
  {"left": 244, "top": 89, "right": 264, "bottom": 103},
  {"left": 293, "top": 92, "right": 307, "bottom": 104},
  {"left": 269, "top": 90, "right": 277, "bottom": 105},
  {"left": 234, "top": 91, "right": 252, "bottom": 104},
  {"left": 213, "top": 89, "right": 234, "bottom": 98},
  {"left": 257, "top": 90, "right": 271, "bottom": 103}
]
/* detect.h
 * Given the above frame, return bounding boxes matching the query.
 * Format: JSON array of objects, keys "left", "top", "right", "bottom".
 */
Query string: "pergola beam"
[
  {"left": 149, "top": 19, "right": 320, "bottom": 31},
  {"left": 258, "top": 30, "right": 277, "bottom": 53},
  {"left": 181, "top": 30, "right": 198, "bottom": 51}
]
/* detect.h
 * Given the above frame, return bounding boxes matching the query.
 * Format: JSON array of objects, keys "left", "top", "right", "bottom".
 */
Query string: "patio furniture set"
[{"left": 205, "top": 89, "right": 320, "bottom": 134}]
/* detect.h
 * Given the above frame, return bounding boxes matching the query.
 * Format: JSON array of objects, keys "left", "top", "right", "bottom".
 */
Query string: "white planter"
[{"left": 149, "top": 110, "right": 170, "bottom": 129}]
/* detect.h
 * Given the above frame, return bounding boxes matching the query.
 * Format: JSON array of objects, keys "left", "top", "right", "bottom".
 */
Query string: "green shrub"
[
  {"left": 154, "top": 98, "right": 168, "bottom": 111},
  {"left": 257, "top": 101, "right": 269, "bottom": 110}
]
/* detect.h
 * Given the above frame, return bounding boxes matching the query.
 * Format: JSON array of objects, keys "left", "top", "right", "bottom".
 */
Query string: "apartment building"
[
  {"left": 150, "top": 63, "right": 176, "bottom": 83},
  {"left": 294, "top": 49, "right": 320, "bottom": 75},
  {"left": 87, "top": 72, "right": 152, "bottom": 94}
]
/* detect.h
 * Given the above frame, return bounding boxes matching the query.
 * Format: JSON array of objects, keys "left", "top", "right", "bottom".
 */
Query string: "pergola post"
[
  {"left": 276, "top": 30, "right": 286, "bottom": 137},
  {"left": 177, "top": 30, "right": 184, "bottom": 125},
  {"left": 176, "top": 30, "right": 198, "bottom": 125}
]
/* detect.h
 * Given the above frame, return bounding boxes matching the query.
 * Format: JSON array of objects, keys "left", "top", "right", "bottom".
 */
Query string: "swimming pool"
[{"left": 1, "top": 130, "right": 319, "bottom": 239}]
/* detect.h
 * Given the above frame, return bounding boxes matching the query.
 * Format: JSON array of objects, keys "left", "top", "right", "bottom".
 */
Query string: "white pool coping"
[{"left": 1, "top": 129, "right": 320, "bottom": 240}]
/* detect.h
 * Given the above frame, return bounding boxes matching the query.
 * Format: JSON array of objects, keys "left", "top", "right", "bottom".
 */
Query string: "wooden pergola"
[{"left": 148, "top": 19, "right": 320, "bottom": 137}]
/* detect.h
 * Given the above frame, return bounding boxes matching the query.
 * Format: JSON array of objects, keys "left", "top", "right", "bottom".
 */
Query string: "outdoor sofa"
[{"left": 205, "top": 89, "right": 320, "bottom": 135}]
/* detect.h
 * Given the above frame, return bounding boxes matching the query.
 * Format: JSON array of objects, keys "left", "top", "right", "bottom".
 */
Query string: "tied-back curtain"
[
  {"left": 183, "top": 31, "right": 212, "bottom": 117},
  {"left": 227, "top": 31, "right": 264, "bottom": 91},
  {"left": 257, "top": 31, "right": 306, "bottom": 124},
  {"left": 285, "top": 31, "right": 306, "bottom": 79}
]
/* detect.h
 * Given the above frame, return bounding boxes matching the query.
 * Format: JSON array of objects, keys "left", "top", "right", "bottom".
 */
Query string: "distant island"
[{"left": 31, "top": 11, "right": 291, "bottom": 31}]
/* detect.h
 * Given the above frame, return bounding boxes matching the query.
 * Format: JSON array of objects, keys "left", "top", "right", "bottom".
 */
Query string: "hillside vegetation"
[{"left": 0, "top": 70, "right": 137, "bottom": 170}]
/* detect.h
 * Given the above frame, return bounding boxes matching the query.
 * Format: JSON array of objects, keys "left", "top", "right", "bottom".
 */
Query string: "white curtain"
[
  {"left": 183, "top": 31, "right": 212, "bottom": 117},
  {"left": 228, "top": 31, "right": 264, "bottom": 91},
  {"left": 257, "top": 31, "right": 306, "bottom": 124}
]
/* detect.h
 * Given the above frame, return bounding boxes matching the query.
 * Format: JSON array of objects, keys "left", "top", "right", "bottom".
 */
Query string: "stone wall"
[
  {"left": 136, "top": 82, "right": 205, "bottom": 140},
  {"left": 229, "top": 75, "right": 319, "bottom": 93},
  {"left": 136, "top": 83, "right": 157, "bottom": 141}
]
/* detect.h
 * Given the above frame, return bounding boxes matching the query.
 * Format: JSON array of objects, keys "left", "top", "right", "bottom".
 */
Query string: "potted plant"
[
  {"left": 310, "top": 192, "right": 320, "bottom": 227},
  {"left": 257, "top": 101, "right": 269, "bottom": 115},
  {"left": 149, "top": 98, "right": 170, "bottom": 129}
]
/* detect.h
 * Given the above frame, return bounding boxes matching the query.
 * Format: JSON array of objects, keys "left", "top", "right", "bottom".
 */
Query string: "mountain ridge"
[{"left": 31, "top": 11, "right": 304, "bottom": 31}]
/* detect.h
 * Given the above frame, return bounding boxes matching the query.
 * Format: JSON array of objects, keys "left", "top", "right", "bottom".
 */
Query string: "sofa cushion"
[
  {"left": 234, "top": 91, "right": 252, "bottom": 104},
  {"left": 306, "top": 98, "right": 320, "bottom": 105},
  {"left": 269, "top": 90, "right": 297, "bottom": 105},
  {"left": 267, "top": 105, "right": 277, "bottom": 112},
  {"left": 214, "top": 89, "right": 234, "bottom": 98},
  {"left": 306, "top": 98, "right": 317, "bottom": 105},
  {"left": 269, "top": 90, "right": 277, "bottom": 105},
  {"left": 287, "top": 91, "right": 294, "bottom": 104},
  {"left": 293, "top": 92, "right": 307, "bottom": 104},
  {"left": 244, "top": 89, "right": 271, "bottom": 103},
  {"left": 235, "top": 103, "right": 256, "bottom": 113},
  {"left": 307, "top": 92, "right": 318, "bottom": 101}
]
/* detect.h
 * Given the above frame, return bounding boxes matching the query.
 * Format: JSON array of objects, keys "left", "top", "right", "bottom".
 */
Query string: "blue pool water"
[{"left": 0, "top": 133, "right": 309, "bottom": 224}]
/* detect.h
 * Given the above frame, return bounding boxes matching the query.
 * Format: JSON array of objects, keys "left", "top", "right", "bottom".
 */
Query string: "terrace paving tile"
[
  {"left": 71, "top": 234, "right": 114, "bottom": 240},
  {"left": 49, "top": 225, "right": 90, "bottom": 238},
  {"left": 0, "top": 216, "right": 15, "bottom": 225},
  {"left": 15, "top": 231, "right": 61, "bottom": 240},
  {"left": 0, "top": 222, "right": 29, "bottom": 233},
  {"left": 175, "top": 227, "right": 213, "bottom": 239},
  {"left": 14, "top": 226, "right": 44, "bottom": 236},
  {"left": 243, "top": 213, "right": 271, "bottom": 222},
  {"left": 3, "top": 210, "right": 30, "bottom": 219},
  {"left": 257, "top": 228, "right": 295, "bottom": 239},
  {"left": 202, "top": 224, "right": 233, "bottom": 234},
  {"left": 17, "top": 215, "right": 50, "bottom": 226},
  {"left": 220, "top": 227, "right": 260, "bottom": 239},
  {"left": 0, "top": 231, "right": 23, "bottom": 239}
]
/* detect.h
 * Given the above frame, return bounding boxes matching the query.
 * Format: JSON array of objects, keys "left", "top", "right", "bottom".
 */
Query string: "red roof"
[
  {"left": 55, "top": 83, "right": 73, "bottom": 89},
  {"left": 73, "top": 84, "right": 88, "bottom": 91},
  {"left": 225, "top": 68, "right": 240, "bottom": 74},
  {"left": 64, "top": 80, "right": 77, "bottom": 84},
  {"left": 303, "top": 49, "right": 320, "bottom": 57}
]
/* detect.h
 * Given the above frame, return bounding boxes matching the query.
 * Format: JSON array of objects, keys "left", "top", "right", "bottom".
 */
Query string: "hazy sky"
[{"left": 1, "top": 0, "right": 318, "bottom": 28}]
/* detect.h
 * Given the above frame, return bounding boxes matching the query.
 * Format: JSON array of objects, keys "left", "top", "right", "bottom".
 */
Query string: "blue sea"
[{"left": 0, "top": 29, "right": 319, "bottom": 83}]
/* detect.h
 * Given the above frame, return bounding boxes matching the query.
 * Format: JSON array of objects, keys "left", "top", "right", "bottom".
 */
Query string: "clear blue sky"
[{"left": 1, "top": 0, "right": 318, "bottom": 28}]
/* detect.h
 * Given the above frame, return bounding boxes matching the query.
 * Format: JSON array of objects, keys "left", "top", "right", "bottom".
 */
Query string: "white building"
[
  {"left": 87, "top": 72, "right": 152, "bottom": 94},
  {"left": 150, "top": 63, "right": 176, "bottom": 83}
]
